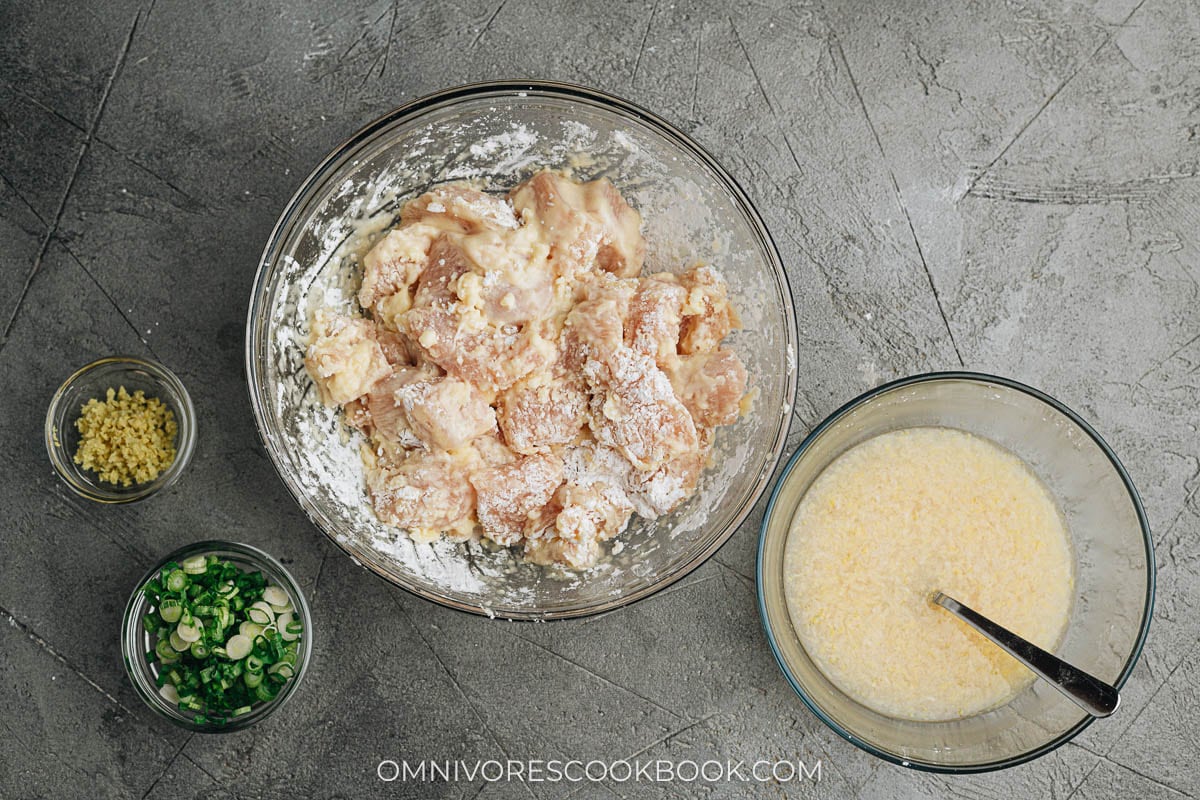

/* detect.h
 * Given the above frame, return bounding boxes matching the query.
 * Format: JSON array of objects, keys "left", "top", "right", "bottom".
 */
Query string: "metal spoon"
[{"left": 932, "top": 591, "right": 1120, "bottom": 718}]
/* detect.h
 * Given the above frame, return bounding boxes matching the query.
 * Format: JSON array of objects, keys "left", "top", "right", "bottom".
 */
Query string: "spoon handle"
[{"left": 933, "top": 592, "right": 1120, "bottom": 718}]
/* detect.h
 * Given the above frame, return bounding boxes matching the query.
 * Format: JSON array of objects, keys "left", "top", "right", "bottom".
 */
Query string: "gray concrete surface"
[{"left": 1, "top": 0, "right": 1197, "bottom": 797}]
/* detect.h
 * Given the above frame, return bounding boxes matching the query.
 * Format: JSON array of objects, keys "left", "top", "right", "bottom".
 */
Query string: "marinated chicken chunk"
[
  {"left": 306, "top": 171, "right": 748, "bottom": 569},
  {"left": 306, "top": 313, "right": 392, "bottom": 406},
  {"left": 496, "top": 373, "right": 589, "bottom": 454},
  {"left": 394, "top": 376, "right": 496, "bottom": 451},
  {"left": 626, "top": 274, "right": 687, "bottom": 367},
  {"left": 678, "top": 265, "right": 739, "bottom": 355},
  {"left": 365, "top": 450, "right": 476, "bottom": 534},
  {"left": 470, "top": 453, "right": 564, "bottom": 545},
  {"left": 509, "top": 172, "right": 644, "bottom": 280},
  {"left": 666, "top": 347, "right": 749, "bottom": 431},
  {"left": 585, "top": 346, "right": 699, "bottom": 473}
]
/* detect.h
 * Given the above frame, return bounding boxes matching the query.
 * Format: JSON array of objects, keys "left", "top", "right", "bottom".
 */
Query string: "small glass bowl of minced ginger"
[{"left": 45, "top": 356, "right": 197, "bottom": 503}]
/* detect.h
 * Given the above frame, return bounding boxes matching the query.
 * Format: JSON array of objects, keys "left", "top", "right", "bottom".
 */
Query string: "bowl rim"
[
  {"left": 244, "top": 79, "right": 798, "bottom": 620},
  {"left": 43, "top": 354, "right": 197, "bottom": 504},
  {"left": 120, "top": 539, "right": 314, "bottom": 733},
  {"left": 755, "top": 370, "right": 1155, "bottom": 773}
]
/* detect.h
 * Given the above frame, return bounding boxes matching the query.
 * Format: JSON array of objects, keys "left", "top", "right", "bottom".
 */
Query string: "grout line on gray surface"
[
  {"left": 312, "top": 547, "right": 332, "bottom": 597},
  {"left": 499, "top": 627, "right": 685, "bottom": 720},
  {"left": 472, "top": 0, "right": 508, "bottom": 49},
  {"left": 1095, "top": 636, "right": 1200, "bottom": 759},
  {"left": 831, "top": 35, "right": 965, "bottom": 367},
  {"left": 379, "top": 0, "right": 398, "bottom": 81},
  {"left": 961, "top": 0, "right": 1150, "bottom": 200},
  {"left": 690, "top": 26, "right": 702, "bottom": 120},
  {"left": 58, "top": 241, "right": 163, "bottom": 361},
  {"left": 139, "top": 733, "right": 195, "bottom": 800},
  {"left": 391, "top": 594, "right": 539, "bottom": 800},
  {"left": 711, "top": 556, "right": 754, "bottom": 585},
  {"left": 622, "top": 711, "right": 722, "bottom": 762},
  {"left": 2, "top": 604, "right": 135, "bottom": 716},
  {"left": 180, "top": 752, "right": 234, "bottom": 795},
  {"left": 630, "top": 0, "right": 661, "bottom": 87},
  {"left": 1063, "top": 759, "right": 1104, "bottom": 800},
  {"left": 0, "top": 168, "right": 48, "bottom": 227},
  {"left": 1069, "top": 743, "right": 1191, "bottom": 798},
  {"left": 1, "top": 82, "right": 202, "bottom": 210},
  {"left": 3, "top": 80, "right": 89, "bottom": 133},
  {"left": 1, "top": 9, "right": 142, "bottom": 351},
  {"left": 727, "top": 16, "right": 810, "bottom": 194}
]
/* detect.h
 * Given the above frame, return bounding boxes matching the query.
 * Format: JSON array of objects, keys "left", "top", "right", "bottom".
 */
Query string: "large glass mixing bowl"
[{"left": 246, "top": 81, "right": 797, "bottom": 619}]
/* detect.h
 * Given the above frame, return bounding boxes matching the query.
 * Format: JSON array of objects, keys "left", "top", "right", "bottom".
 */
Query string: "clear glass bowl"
[
  {"left": 757, "top": 372, "right": 1154, "bottom": 772},
  {"left": 245, "top": 81, "right": 797, "bottom": 619},
  {"left": 44, "top": 356, "right": 197, "bottom": 503},
  {"left": 120, "top": 541, "right": 313, "bottom": 733}
]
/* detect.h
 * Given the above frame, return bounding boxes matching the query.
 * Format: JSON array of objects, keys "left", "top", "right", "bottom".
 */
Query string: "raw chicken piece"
[
  {"left": 666, "top": 347, "right": 748, "bottom": 430},
  {"left": 470, "top": 453, "right": 564, "bottom": 545},
  {"left": 628, "top": 449, "right": 706, "bottom": 517},
  {"left": 413, "top": 234, "right": 474, "bottom": 308},
  {"left": 363, "top": 187, "right": 517, "bottom": 325},
  {"left": 306, "top": 313, "right": 392, "bottom": 406},
  {"left": 626, "top": 274, "right": 686, "bottom": 366},
  {"left": 524, "top": 534, "right": 601, "bottom": 570},
  {"left": 406, "top": 306, "right": 555, "bottom": 392},
  {"left": 509, "top": 171, "right": 645, "bottom": 279},
  {"left": 375, "top": 327, "right": 418, "bottom": 366},
  {"left": 678, "top": 266, "right": 739, "bottom": 355},
  {"left": 552, "top": 443, "right": 637, "bottom": 544},
  {"left": 470, "top": 434, "right": 519, "bottom": 468},
  {"left": 496, "top": 377, "right": 588, "bottom": 454},
  {"left": 364, "top": 365, "right": 435, "bottom": 446},
  {"left": 400, "top": 184, "right": 518, "bottom": 233},
  {"left": 580, "top": 271, "right": 637, "bottom": 313},
  {"left": 562, "top": 298, "right": 625, "bottom": 371},
  {"left": 358, "top": 225, "right": 438, "bottom": 328},
  {"left": 554, "top": 482, "right": 634, "bottom": 543},
  {"left": 365, "top": 450, "right": 476, "bottom": 532},
  {"left": 585, "top": 346, "right": 699, "bottom": 473},
  {"left": 395, "top": 376, "right": 496, "bottom": 451}
]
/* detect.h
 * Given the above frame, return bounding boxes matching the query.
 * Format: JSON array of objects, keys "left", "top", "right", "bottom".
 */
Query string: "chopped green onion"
[
  {"left": 169, "top": 630, "right": 190, "bottom": 652},
  {"left": 159, "top": 598, "right": 182, "bottom": 624},
  {"left": 159, "top": 683, "right": 180, "bottom": 704},
  {"left": 165, "top": 569, "right": 188, "bottom": 592},
  {"left": 224, "top": 634, "right": 252, "bottom": 660},
  {"left": 155, "top": 639, "right": 179, "bottom": 663},
  {"left": 176, "top": 620, "right": 202, "bottom": 643},
  {"left": 262, "top": 585, "right": 289, "bottom": 608},
  {"left": 181, "top": 555, "right": 207, "bottom": 574},
  {"left": 141, "top": 553, "right": 304, "bottom": 727}
]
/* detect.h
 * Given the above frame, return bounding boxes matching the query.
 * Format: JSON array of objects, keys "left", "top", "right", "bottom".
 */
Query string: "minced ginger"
[{"left": 73, "top": 386, "right": 178, "bottom": 486}]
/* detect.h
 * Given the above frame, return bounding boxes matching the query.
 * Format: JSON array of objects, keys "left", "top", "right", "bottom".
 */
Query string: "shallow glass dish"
[
  {"left": 758, "top": 372, "right": 1154, "bottom": 772},
  {"left": 246, "top": 81, "right": 797, "bottom": 619},
  {"left": 121, "top": 540, "right": 313, "bottom": 733},
  {"left": 45, "top": 355, "right": 197, "bottom": 503}
]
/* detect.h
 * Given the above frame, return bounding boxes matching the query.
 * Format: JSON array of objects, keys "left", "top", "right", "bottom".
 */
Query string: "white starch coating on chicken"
[
  {"left": 783, "top": 427, "right": 1074, "bottom": 721},
  {"left": 303, "top": 170, "right": 750, "bottom": 570}
]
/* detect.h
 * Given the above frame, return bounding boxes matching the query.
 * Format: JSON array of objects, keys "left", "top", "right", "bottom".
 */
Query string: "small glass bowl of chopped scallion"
[{"left": 121, "top": 541, "right": 312, "bottom": 731}]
